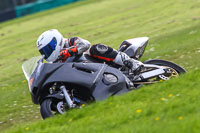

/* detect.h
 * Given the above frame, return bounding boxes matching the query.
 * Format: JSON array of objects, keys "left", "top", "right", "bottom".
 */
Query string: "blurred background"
[
  {"left": 0, "top": 0, "right": 79, "bottom": 22},
  {"left": 0, "top": 0, "right": 200, "bottom": 132}
]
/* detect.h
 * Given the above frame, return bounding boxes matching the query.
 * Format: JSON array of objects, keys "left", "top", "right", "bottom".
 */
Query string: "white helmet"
[{"left": 37, "top": 29, "right": 64, "bottom": 62}]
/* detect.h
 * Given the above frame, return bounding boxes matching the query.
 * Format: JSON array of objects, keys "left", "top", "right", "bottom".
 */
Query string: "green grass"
[
  {"left": 6, "top": 71, "right": 200, "bottom": 133},
  {"left": 0, "top": 0, "right": 200, "bottom": 132}
]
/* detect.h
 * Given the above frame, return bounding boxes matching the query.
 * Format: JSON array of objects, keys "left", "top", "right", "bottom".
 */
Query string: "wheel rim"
[
  {"left": 56, "top": 101, "right": 65, "bottom": 114},
  {"left": 169, "top": 67, "right": 179, "bottom": 77},
  {"left": 160, "top": 67, "right": 179, "bottom": 80}
]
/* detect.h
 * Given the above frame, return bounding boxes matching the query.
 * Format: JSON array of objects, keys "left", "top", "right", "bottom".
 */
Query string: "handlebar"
[
  {"left": 53, "top": 54, "right": 87, "bottom": 63},
  {"left": 53, "top": 56, "right": 63, "bottom": 63}
]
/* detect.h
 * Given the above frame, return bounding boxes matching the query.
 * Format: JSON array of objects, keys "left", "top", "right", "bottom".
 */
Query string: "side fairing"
[
  {"left": 92, "top": 66, "right": 128, "bottom": 101},
  {"left": 42, "top": 63, "right": 107, "bottom": 91}
]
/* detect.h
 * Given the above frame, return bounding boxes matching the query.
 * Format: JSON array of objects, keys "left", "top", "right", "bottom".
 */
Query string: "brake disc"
[{"left": 57, "top": 101, "right": 65, "bottom": 114}]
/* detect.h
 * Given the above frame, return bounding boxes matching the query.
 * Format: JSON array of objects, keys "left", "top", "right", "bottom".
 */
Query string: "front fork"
[{"left": 60, "top": 85, "right": 76, "bottom": 109}]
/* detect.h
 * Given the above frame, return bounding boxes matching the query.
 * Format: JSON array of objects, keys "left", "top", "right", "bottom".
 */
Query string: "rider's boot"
[{"left": 114, "top": 52, "right": 143, "bottom": 74}]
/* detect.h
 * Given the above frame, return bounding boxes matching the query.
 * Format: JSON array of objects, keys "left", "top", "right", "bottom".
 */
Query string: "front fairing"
[
  {"left": 28, "top": 60, "right": 45, "bottom": 93},
  {"left": 22, "top": 56, "right": 64, "bottom": 104},
  {"left": 22, "top": 56, "right": 129, "bottom": 104},
  {"left": 22, "top": 56, "right": 42, "bottom": 92}
]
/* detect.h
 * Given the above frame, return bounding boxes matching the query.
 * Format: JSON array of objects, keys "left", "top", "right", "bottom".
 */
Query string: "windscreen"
[{"left": 22, "top": 56, "right": 42, "bottom": 80}]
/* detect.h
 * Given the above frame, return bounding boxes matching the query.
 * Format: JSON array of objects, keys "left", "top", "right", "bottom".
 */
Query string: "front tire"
[
  {"left": 40, "top": 98, "right": 66, "bottom": 119},
  {"left": 40, "top": 99, "right": 53, "bottom": 119}
]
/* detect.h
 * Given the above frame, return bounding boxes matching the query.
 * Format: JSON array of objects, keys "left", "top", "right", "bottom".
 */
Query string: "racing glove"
[{"left": 59, "top": 46, "right": 78, "bottom": 62}]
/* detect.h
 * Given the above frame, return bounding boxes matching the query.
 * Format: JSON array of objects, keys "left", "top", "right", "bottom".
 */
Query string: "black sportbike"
[{"left": 22, "top": 37, "right": 186, "bottom": 119}]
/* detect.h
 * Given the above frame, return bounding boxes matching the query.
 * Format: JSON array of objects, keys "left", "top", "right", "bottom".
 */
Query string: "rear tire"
[{"left": 143, "top": 59, "right": 186, "bottom": 74}]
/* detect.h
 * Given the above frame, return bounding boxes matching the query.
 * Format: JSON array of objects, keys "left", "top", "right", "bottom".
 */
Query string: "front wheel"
[{"left": 40, "top": 98, "right": 67, "bottom": 119}]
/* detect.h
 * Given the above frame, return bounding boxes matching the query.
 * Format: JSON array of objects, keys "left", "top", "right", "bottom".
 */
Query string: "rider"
[{"left": 36, "top": 29, "right": 143, "bottom": 72}]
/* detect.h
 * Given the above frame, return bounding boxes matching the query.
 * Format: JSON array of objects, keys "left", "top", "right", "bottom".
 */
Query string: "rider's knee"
[{"left": 90, "top": 44, "right": 117, "bottom": 57}]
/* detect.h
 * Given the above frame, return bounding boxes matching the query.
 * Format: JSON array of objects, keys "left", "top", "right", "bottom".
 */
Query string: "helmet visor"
[{"left": 39, "top": 37, "right": 57, "bottom": 59}]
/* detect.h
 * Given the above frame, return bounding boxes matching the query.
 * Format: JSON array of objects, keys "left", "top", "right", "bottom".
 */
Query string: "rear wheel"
[
  {"left": 135, "top": 59, "right": 186, "bottom": 85},
  {"left": 143, "top": 59, "right": 186, "bottom": 74},
  {"left": 40, "top": 98, "right": 66, "bottom": 119}
]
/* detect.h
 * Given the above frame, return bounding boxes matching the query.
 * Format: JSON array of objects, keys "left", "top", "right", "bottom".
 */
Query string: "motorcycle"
[{"left": 22, "top": 37, "right": 186, "bottom": 119}]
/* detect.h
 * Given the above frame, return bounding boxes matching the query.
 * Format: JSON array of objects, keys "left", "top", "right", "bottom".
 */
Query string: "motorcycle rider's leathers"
[{"left": 60, "top": 37, "right": 143, "bottom": 71}]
